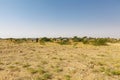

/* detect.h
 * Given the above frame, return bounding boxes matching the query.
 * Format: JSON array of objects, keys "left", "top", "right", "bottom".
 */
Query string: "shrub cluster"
[{"left": 4, "top": 36, "right": 120, "bottom": 46}]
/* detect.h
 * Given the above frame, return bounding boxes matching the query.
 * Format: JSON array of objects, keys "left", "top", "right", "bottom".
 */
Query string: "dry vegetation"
[{"left": 0, "top": 38, "right": 120, "bottom": 80}]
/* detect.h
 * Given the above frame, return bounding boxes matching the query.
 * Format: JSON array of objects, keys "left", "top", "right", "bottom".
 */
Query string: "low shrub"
[
  {"left": 58, "top": 39, "right": 71, "bottom": 45},
  {"left": 92, "top": 38, "right": 107, "bottom": 46}
]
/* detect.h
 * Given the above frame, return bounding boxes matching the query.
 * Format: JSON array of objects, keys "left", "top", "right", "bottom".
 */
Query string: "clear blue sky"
[{"left": 0, "top": 0, "right": 120, "bottom": 38}]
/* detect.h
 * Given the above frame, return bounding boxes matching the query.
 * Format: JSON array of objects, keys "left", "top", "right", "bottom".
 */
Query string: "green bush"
[
  {"left": 81, "top": 36, "right": 89, "bottom": 44},
  {"left": 72, "top": 36, "right": 81, "bottom": 42},
  {"left": 93, "top": 38, "right": 107, "bottom": 46},
  {"left": 58, "top": 39, "right": 71, "bottom": 45},
  {"left": 39, "top": 37, "right": 52, "bottom": 45},
  {"left": 40, "top": 37, "right": 52, "bottom": 42},
  {"left": 82, "top": 39, "right": 89, "bottom": 44},
  {"left": 14, "top": 39, "right": 26, "bottom": 43}
]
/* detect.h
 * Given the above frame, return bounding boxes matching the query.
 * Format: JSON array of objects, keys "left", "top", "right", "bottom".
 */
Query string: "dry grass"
[{"left": 0, "top": 40, "right": 120, "bottom": 80}]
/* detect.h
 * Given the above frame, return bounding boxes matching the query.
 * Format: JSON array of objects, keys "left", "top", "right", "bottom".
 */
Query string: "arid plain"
[{"left": 0, "top": 40, "right": 120, "bottom": 80}]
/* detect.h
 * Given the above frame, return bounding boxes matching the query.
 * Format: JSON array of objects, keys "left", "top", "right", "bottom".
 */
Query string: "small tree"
[
  {"left": 72, "top": 36, "right": 81, "bottom": 42},
  {"left": 36, "top": 38, "right": 39, "bottom": 42},
  {"left": 40, "top": 37, "right": 52, "bottom": 42}
]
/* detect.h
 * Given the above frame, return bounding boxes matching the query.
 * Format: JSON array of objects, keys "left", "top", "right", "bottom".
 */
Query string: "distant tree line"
[{"left": 2, "top": 36, "right": 120, "bottom": 46}]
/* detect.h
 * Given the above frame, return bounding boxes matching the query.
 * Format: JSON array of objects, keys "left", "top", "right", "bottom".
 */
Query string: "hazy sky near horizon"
[{"left": 0, "top": 0, "right": 120, "bottom": 38}]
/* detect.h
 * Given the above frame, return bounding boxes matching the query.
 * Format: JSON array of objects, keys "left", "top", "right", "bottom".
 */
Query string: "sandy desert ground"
[{"left": 0, "top": 40, "right": 120, "bottom": 80}]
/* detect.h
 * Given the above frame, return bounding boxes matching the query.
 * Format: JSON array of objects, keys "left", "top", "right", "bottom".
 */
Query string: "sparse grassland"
[{"left": 0, "top": 39, "right": 120, "bottom": 80}]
